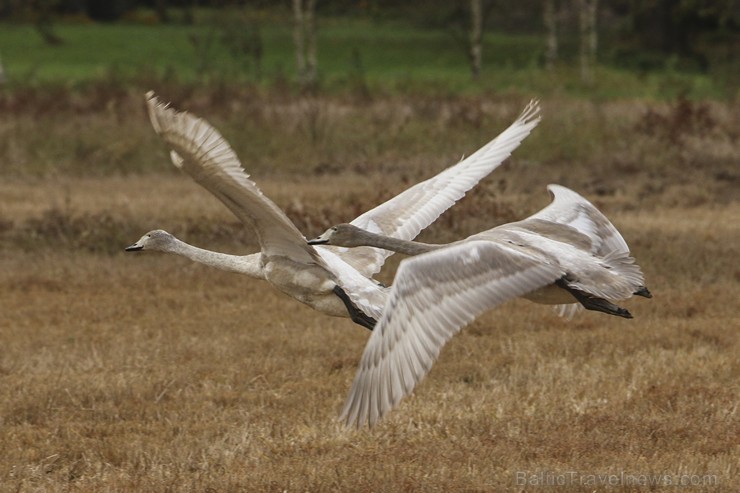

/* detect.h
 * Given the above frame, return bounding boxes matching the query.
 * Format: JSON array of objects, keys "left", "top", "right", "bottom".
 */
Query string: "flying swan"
[
  {"left": 308, "top": 184, "right": 652, "bottom": 427},
  {"left": 126, "top": 92, "right": 541, "bottom": 329}
]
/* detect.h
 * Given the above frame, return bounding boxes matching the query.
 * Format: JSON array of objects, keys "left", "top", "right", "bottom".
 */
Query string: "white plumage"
[
  {"left": 309, "top": 185, "right": 651, "bottom": 427},
  {"left": 127, "top": 92, "right": 541, "bottom": 326}
]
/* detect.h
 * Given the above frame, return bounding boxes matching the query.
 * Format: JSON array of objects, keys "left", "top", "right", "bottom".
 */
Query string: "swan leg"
[
  {"left": 555, "top": 278, "right": 633, "bottom": 319},
  {"left": 634, "top": 286, "right": 652, "bottom": 298},
  {"left": 333, "top": 285, "right": 377, "bottom": 331}
]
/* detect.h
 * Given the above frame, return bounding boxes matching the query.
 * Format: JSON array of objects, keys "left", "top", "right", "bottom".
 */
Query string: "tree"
[
  {"left": 395, "top": 0, "right": 493, "bottom": 81},
  {"left": 543, "top": 0, "right": 558, "bottom": 69},
  {"left": 293, "top": 0, "right": 318, "bottom": 87},
  {"left": 611, "top": 0, "right": 738, "bottom": 71},
  {"left": 469, "top": 0, "right": 483, "bottom": 79},
  {"left": 154, "top": 0, "right": 169, "bottom": 23},
  {"left": 32, "top": 0, "right": 64, "bottom": 45},
  {"left": 577, "top": 0, "right": 598, "bottom": 83},
  {"left": 183, "top": 0, "right": 197, "bottom": 25}
]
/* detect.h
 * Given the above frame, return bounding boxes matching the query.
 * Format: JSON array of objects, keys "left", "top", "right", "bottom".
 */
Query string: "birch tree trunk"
[
  {"left": 469, "top": 0, "right": 483, "bottom": 79},
  {"left": 305, "top": 0, "right": 318, "bottom": 85},
  {"left": 293, "top": 0, "right": 318, "bottom": 87},
  {"left": 544, "top": 0, "right": 558, "bottom": 70},
  {"left": 293, "top": 0, "right": 306, "bottom": 81},
  {"left": 578, "top": 0, "right": 598, "bottom": 84}
]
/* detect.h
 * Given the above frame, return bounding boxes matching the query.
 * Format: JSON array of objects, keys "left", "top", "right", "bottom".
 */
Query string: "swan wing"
[
  {"left": 328, "top": 101, "right": 541, "bottom": 278},
  {"left": 526, "top": 184, "right": 630, "bottom": 256},
  {"left": 146, "top": 92, "right": 321, "bottom": 264},
  {"left": 340, "top": 240, "right": 562, "bottom": 428}
]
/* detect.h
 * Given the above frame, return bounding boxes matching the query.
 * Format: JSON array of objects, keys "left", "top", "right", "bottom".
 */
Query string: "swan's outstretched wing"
[
  {"left": 341, "top": 240, "right": 562, "bottom": 428},
  {"left": 526, "top": 184, "right": 630, "bottom": 257},
  {"left": 146, "top": 92, "right": 321, "bottom": 264},
  {"left": 328, "top": 101, "right": 541, "bottom": 278}
]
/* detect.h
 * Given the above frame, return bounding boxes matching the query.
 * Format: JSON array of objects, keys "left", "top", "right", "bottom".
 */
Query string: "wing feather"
[
  {"left": 146, "top": 92, "right": 321, "bottom": 264},
  {"left": 527, "top": 184, "right": 630, "bottom": 256},
  {"left": 341, "top": 240, "right": 562, "bottom": 428},
  {"left": 329, "top": 101, "right": 541, "bottom": 277}
]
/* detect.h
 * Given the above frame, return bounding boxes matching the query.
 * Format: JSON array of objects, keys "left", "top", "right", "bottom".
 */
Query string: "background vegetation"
[{"left": 0, "top": 0, "right": 736, "bottom": 98}]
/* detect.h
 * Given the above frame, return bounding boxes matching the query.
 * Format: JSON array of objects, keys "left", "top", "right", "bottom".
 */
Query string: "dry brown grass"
[
  {"left": 1, "top": 176, "right": 738, "bottom": 492},
  {"left": 0, "top": 95, "right": 738, "bottom": 491}
]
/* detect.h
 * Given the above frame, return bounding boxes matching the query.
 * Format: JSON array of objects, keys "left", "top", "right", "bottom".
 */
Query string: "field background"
[{"left": 0, "top": 6, "right": 739, "bottom": 492}]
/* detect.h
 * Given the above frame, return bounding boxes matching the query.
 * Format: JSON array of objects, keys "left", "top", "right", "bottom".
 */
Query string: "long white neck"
[
  {"left": 167, "top": 237, "right": 265, "bottom": 279},
  {"left": 351, "top": 230, "right": 445, "bottom": 256}
]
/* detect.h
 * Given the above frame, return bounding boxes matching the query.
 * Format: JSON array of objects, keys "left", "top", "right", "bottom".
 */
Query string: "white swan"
[
  {"left": 126, "top": 92, "right": 541, "bottom": 329},
  {"left": 308, "top": 184, "right": 651, "bottom": 427}
]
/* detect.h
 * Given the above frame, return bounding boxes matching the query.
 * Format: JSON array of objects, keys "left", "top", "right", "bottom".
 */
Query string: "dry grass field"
[{"left": 0, "top": 94, "right": 738, "bottom": 491}]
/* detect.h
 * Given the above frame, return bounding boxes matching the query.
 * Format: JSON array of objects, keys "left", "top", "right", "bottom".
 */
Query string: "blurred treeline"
[{"left": 0, "top": 0, "right": 736, "bottom": 75}]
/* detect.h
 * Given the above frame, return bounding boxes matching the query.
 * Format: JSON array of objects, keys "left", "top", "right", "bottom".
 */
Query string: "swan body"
[
  {"left": 127, "top": 93, "right": 542, "bottom": 326},
  {"left": 309, "top": 184, "right": 651, "bottom": 427}
]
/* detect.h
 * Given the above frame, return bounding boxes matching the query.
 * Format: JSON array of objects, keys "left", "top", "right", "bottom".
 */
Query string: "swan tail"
[{"left": 600, "top": 249, "right": 647, "bottom": 301}]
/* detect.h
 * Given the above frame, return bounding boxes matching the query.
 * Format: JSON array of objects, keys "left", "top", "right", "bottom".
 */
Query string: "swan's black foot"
[
  {"left": 579, "top": 297, "right": 633, "bottom": 319},
  {"left": 333, "top": 285, "right": 377, "bottom": 331},
  {"left": 556, "top": 278, "right": 633, "bottom": 319},
  {"left": 634, "top": 286, "right": 652, "bottom": 298}
]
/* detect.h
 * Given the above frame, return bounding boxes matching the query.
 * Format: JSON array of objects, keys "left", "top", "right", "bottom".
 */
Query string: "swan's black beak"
[
  {"left": 307, "top": 238, "right": 327, "bottom": 246},
  {"left": 125, "top": 244, "right": 143, "bottom": 252}
]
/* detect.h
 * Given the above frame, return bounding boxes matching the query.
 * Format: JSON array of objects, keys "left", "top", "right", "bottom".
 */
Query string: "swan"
[
  {"left": 126, "top": 92, "right": 541, "bottom": 329},
  {"left": 308, "top": 184, "right": 652, "bottom": 427}
]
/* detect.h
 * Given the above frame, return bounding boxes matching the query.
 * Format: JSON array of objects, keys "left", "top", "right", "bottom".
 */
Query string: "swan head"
[
  {"left": 125, "top": 230, "right": 177, "bottom": 253},
  {"left": 307, "top": 223, "right": 368, "bottom": 247}
]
